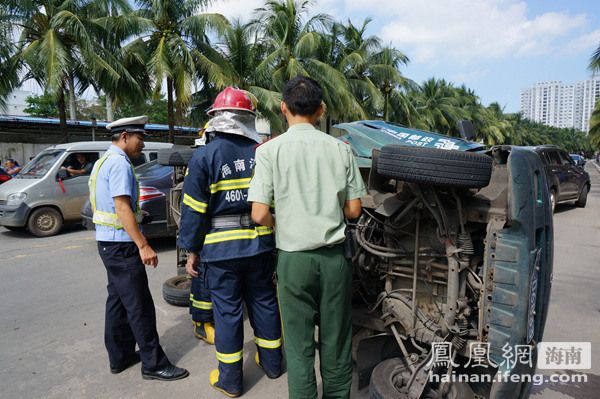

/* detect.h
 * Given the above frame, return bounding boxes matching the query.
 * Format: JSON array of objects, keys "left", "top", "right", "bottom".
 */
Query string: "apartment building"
[
  {"left": 1, "top": 89, "right": 31, "bottom": 116},
  {"left": 520, "top": 76, "right": 600, "bottom": 133}
]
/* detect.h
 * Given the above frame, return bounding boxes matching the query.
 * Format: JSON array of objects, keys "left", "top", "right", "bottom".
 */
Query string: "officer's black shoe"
[
  {"left": 110, "top": 351, "right": 141, "bottom": 374},
  {"left": 142, "top": 365, "right": 189, "bottom": 381}
]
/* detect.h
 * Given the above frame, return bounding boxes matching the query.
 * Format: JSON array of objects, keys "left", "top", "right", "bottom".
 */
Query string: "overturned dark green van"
[{"left": 337, "top": 120, "right": 553, "bottom": 399}]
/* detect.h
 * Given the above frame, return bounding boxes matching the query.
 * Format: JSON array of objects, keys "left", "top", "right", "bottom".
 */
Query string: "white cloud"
[
  {"left": 203, "top": 0, "right": 340, "bottom": 22},
  {"left": 337, "top": 0, "right": 590, "bottom": 65},
  {"left": 562, "top": 29, "right": 600, "bottom": 55},
  {"left": 451, "top": 69, "right": 490, "bottom": 84},
  {"left": 203, "top": 0, "right": 266, "bottom": 21}
]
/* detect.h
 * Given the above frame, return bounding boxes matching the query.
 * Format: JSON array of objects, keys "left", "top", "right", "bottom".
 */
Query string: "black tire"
[
  {"left": 370, "top": 358, "right": 474, "bottom": 399},
  {"left": 377, "top": 146, "right": 492, "bottom": 188},
  {"left": 27, "top": 207, "right": 62, "bottom": 237},
  {"left": 157, "top": 148, "right": 195, "bottom": 166},
  {"left": 162, "top": 275, "right": 191, "bottom": 307},
  {"left": 370, "top": 358, "right": 408, "bottom": 399},
  {"left": 549, "top": 189, "right": 557, "bottom": 214},
  {"left": 575, "top": 185, "right": 588, "bottom": 208}
]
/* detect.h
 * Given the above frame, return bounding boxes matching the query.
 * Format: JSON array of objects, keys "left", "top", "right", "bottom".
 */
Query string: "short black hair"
[
  {"left": 282, "top": 76, "right": 323, "bottom": 116},
  {"left": 111, "top": 131, "right": 139, "bottom": 142}
]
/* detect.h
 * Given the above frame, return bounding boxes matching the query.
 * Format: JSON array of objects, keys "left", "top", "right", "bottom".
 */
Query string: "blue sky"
[{"left": 206, "top": 0, "right": 600, "bottom": 113}]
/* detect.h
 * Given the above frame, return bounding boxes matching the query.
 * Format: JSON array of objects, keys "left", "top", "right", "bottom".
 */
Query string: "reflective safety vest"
[
  {"left": 177, "top": 134, "right": 274, "bottom": 262},
  {"left": 88, "top": 151, "right": 143, "bottom": 228}
]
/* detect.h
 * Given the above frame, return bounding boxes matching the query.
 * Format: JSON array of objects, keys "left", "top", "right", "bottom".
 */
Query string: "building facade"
[
  {"left": 520, "top": 76, "right": 600, "bottom": 133},
  {"left": 1, "top": 89, "right": 31, "bottom": 116}
]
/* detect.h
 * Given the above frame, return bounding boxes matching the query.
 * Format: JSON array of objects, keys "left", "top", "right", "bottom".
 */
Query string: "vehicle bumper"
[
  {"left": 81, "top": 214, "right": 95, "bottom": 231},
  {"left": 0, "top": 202, "right": 30, "bottom": 227}
]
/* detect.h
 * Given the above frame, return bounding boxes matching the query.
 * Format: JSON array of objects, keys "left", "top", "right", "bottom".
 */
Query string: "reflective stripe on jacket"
[
  {"left": 88, "top": 151, "right": 143, "bottom": 228},
  {"left": 177, "top": 135, "right": 274, "bottom": 262}
]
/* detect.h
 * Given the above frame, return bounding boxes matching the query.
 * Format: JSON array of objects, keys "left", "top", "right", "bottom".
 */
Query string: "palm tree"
[
  {"left": 0, "top": 13, "right": 20, "bottom": 112},
  {"left": 322, "top": 19, "right": 383, "bottom": 120},
  {"left": 410, "top": 78, "right": 467, "bottom": 135},
  {"left": 2, "top": 0, "right": 125, "bottom": 142},
  {"left": 588, "top": 99, "right": 600, "bottom": 148},
  {"left": 588, "top": 41, "right": 600, "bottom": 73},
  {"left": 89, "top": 1, "right": 152, "bottom": 121},
  {"left": 368, "top": 45, "right": 413, "bottom": 123},
  {"left": 251, "top": 0, "right": 364, "bottom": 132},
  {"left": 190, "top": 18, "right": 284, "bottom": 130},
  {"left": 588, "top": 42, "right": 600, "bottom": 148},
  {"left": 121, "top": 0, "right": 228, "bottom": 142}
]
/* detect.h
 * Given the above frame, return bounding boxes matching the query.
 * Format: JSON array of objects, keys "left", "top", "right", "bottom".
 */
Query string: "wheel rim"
[
  {"left": 37, "top": 212, "right": 57, "bottom": 232},
  {"left": 550, "top": 192, "right": 556, "bottom": 212}
]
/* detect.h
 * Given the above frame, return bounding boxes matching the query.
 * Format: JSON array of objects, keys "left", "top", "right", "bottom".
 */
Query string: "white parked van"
[{"left": 0, "top": 141, "right": 173, "bottom": 237}]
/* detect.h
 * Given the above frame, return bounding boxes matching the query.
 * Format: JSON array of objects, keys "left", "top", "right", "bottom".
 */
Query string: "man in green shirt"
[{"left": 248, "top": 76, "right": 366, "bottom": 399}]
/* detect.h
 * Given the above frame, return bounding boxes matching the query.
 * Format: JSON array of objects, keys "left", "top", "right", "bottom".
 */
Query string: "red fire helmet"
[{"left": 207, "top": 87, "right": 257, "bottom": 115}]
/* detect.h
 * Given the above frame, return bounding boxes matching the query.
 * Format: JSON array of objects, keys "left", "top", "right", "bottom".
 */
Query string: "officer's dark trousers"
[
  {"left": 190, "top": 262, "right": 213, "bottom": 323},
  {"left": 205, "top": 251, "right": 282, "bottom": 394},
  {"left": 98, "top": 241, "right": 170, "bottom": 372}
]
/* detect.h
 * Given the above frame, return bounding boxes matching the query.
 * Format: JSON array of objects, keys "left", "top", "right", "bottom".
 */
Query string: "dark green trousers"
[{"left": 277, "top": 244, "right": 353, "bottom": 399}]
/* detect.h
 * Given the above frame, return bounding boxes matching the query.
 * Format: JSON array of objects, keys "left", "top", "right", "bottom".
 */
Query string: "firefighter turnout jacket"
[{"left": 178, "top": 134, "right": 274, "bottom": 259}]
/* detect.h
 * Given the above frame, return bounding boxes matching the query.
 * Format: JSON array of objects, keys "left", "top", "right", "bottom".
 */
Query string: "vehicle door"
[
  {"left": 558, "top": 151, "right": 581, "bottom": 198},
  {"left": 549, "top": 150, "right": 577, "bottom": 200},
  {"left": 52, "top": 152, "right": 100, "bottom": 221},
  {"left": 543, "top": 149, "right": 572, "bottom": 200}
]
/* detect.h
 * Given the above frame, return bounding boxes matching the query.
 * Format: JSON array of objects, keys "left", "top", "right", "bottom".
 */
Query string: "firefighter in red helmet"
[{"left": 178, "top": 87, "right": 282, "bottom": 397}]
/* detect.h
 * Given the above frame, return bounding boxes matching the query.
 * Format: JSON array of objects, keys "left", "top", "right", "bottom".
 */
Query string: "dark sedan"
[
  {"left": 530, "top": 145, "right": 591, "bottom": 212},
  {"left": 81, "top": 160, "right": 175, "bottom": 238}
]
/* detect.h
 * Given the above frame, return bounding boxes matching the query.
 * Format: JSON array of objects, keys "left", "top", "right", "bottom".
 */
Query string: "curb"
[{"left": 592, "top": 160, "right": 600, "bottom": 173}]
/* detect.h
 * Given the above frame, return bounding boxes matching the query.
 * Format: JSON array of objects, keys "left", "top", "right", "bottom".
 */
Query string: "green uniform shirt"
[{"left": 248, "top": 123, "right": 367, "bottom": 252}]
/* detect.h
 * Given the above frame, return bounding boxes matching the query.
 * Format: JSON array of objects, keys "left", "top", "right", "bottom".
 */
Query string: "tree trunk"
[
  {"left": 167, "top": 78, "right": 175, "bottom": 143},
  {"left": 57, "top": 89, "right": 69, "bottom": 143},
  {"left": 68, "top": 74, "right": 77, "bottom": 120},
  {"left": 106, "top": 95, "right": 114, "bottom": 121},
  {"left": 176, "top": 103, "right": 183, "bottom": 127},
  {"left": 384, "top": 91, "right": 389, "bottom": 121}
]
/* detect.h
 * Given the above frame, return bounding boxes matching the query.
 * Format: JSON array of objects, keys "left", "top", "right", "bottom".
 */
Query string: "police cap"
[{"left": 106, "top": 115, "right": 148, "bottom": 136}]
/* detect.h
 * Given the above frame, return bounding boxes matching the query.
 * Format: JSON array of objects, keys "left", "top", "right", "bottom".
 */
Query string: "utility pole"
[{"left": 91, "top": 117, "right": 96, "bottom": 141}]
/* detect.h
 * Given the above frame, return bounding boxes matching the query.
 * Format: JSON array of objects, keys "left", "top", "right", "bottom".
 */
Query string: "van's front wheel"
[{"left": 28, "top": 207, "right": 62, "bottom": 237}]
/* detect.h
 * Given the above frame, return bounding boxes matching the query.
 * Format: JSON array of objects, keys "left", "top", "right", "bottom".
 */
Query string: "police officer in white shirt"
[{"left": 89, "top": 116, "right": 188, "bottom": 380}]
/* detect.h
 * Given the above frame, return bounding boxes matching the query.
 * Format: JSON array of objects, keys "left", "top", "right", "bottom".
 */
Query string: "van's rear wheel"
[
  {"left": 369, "top": 358, "right": 474, "bottom": 399},
  {"left": 27, "top": 207, "right": 62, "bottom": 237},
  {"left": 377, "top": 146, "right": 492, "bottom": 188}
]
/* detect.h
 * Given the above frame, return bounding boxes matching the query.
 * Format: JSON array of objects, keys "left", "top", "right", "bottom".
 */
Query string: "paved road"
[
  {"left": 0, "top": 227, "right": 369, "bottom": 399},
  {"left": 1, "top": 162, "right": 599, "bottom": 399}
]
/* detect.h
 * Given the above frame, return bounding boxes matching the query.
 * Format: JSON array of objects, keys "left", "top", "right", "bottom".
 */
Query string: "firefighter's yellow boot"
[
  {"left": 255, "top": 352, "right": 261, "bottom": 369},
  {"left": 209, "top": 369, "right": 240, "bottom": 397},
  {"left": 255, "top": 351, "right": 282, "bottom": 379},
  {"left": 193, "top": 321, "right": 215, "bottom": 345}
]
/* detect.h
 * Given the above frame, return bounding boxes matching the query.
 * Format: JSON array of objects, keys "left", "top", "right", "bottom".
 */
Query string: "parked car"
[
  {"left": 81, "top": 159, "right": 176, "bottom": 239},
  {"left": 0, "top": 167, "right": 11, "bottom": 185},
  {"left": 530, "top": 145, "right": 590, "bottom": 212},
  {"left": 0, "top": 141, "right": 173, "bottom": 236},
  {"left": 159, "top": 121, "right": 553, "bottom": 399},
  {"left": 569, "top": 153, "right": 586, "bottom": 167}
]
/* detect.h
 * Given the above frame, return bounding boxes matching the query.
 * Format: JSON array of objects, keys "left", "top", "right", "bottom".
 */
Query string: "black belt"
[{"left": 211, "top": 213, "right": 254, "bottom": 228}]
